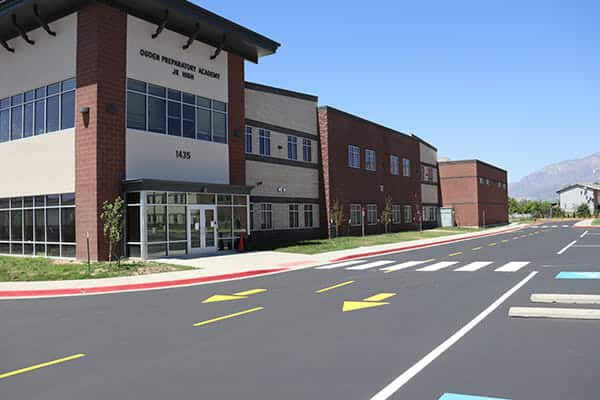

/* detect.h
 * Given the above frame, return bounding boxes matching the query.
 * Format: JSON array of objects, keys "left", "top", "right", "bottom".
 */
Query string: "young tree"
[
  {"left": 381, "top": 195, "right": 393, "bottom": 233},
  {"left": 508, "top": 197, "right": 521, "bottom": 215},
  {"left": 100, "top": 196, "right": 125, "bottom": 267},
  {"left": 330, "top": 199, "right": 344, "bottom": 238}
]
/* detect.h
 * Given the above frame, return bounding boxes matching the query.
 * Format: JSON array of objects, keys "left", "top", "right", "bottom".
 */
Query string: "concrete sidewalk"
[
  {"left": 0, "top": 223, "right": 524, "bottom": 299},
  {"left": 574, "top": 219, "right": 599, "bottom": 229}
]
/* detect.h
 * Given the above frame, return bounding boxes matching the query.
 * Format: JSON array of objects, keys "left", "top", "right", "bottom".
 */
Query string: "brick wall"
[
  {"left": 318, "top": 107, "right": 421, "bottom": 236},
  {"left": 228, "top": 54, "right": 245, "bottom": 185},
  {"left": 75, "top": 3, "right": 127, "bottom": 261},
  {"left": 439, "top": 160, "right": 508, "bottom": 227}
]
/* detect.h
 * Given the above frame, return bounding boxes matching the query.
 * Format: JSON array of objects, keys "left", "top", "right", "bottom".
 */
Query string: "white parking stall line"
[
  {"left": 557, "top": 240, "right": 577, "bottom": 255},
  {"left": 316, "top": 261, "right": 363, "bottom": 270},
  {"left": 382, "top": 261, "right": 429, "bottom": 272},
  {"left": 551, "top": 225, "right": 558, "bottom": 228},
  {"left": 346, "top": 260, "right": 394, "bottom": 270},
  {"left": 580, "top": 230, "right": 589, "bottom": 238},
  {"left": 369, "top": 272, "right": 538, "bottom": 400},
  {"left": 562, "top": 225, "right": 569, "bottom": 228},
  {"left": 494, "top": 261, "right": 530, "bottom": 272},
  {"left": 573, "top": 245, "right": 600, "bottom": 248},
  {"left": 454, "top": 261, "right": 494, "bottom": 272},
  {"left": 417, "top": 261, "right": 459, "bottom": 272}
]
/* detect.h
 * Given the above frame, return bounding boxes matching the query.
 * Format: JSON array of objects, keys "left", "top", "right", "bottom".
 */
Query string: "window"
[
  {"left": 350, "top": 204, "right": 362, "bottom": 226},
  {"left": 0, "top": 193, "right": 76, "bottom": 258},
  {"left": 479, "top": 177, "right": 484, "bottom": 185},
  {"left": 0, "top": 78, "right": 75, "bottom": 144},
  {"left": 288, "top": 136, "right": 298, "bottom": 160},
  {"left": 245, "top": 126, "right": 253, "bottom": 153},
  {"left": 365, "top": 149, "right": 376, "bottom": 171},
  {"left": 303, "top": 138, "right": 312, "bottom": 162},
  {"left": 390, "top": 155, "right": 400, "bottom": 175},
  {"left": 402, "top": 158, "right": 411, "bottom": 177},
  {"left": 289, "top": 204, "right": 299, "bottom": 228},
  {"left": 249, "top": 203, "right": 254, "bottom": 231},
  {"left": 304, "top": 204, "right": 314, "bottom": 227},
  {"left": 348, "top": 145, "right": 360, "bottom": 168},
  {"left": 392, "top": 205, "right": 402, "bottom": 224},
  {"left": 403, "top": 205, "right": 413, "bottom": 223},
  {"left": 260, "top": 203, "right": 272, "bottom": 230},
  {"left": 497, "top": 181, "right": 502, "bottom": 188},
  {"left": 423, "top": 166, "right": 434, "bottom": 182},
  {"left": 367, "top": 204, "right": 377, "bottom": 225},
  {"left": 259, "top": 129, "right": 271, "bottom": 156},
  {"left": 126, "top": 79, "right": 227, "bottom": 144},
  {"left": 423, "top": 206, "right": 437, "bottom": 222}
]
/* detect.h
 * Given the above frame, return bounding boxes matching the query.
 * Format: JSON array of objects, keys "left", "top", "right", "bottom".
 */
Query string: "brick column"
[
  {"left": 227, "top": 53, "right": 246, "bottom": 185},
  {"left": 75, "top": 2, "right": 127, "bottom": 261}
]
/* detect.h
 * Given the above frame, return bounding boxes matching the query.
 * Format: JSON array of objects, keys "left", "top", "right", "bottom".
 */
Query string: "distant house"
[{"left": 557, "top": 183, "right": 600, "bottom": 215}]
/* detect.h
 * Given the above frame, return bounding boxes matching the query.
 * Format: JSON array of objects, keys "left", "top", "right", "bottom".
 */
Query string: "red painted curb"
[
  {"left": 574, "top": 226, "right": 600, "bottom": 229},
  {"left": 0, "top": 268, "right": 288, "bottom": 299},
  {"left": 330, "top": 226, "right": 523, "bottom": 263}
]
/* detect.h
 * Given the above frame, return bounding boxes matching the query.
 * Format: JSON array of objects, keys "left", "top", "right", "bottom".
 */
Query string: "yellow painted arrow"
[
  {"left": 202, "top": 289, "right": 267, "bottom": 303},
  {"left": 343, "top": 301, "right": 389, "bottom": 312},
  {"left": 342, "top": 292, "right": 396, "bottom": 312}
]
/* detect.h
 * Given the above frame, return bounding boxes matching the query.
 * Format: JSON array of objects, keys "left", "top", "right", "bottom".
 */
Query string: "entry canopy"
[{"left": 0, "top": 0, "right": 280, "bottom": 62}]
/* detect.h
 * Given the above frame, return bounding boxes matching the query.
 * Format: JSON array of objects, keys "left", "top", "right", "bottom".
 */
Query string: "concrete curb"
[
  {"left": 0, "top": 268, "right": 288, "bottom": 300},
  {"left": 330, "top": 225, "right": 524, "bottom": 262},
  {"left": 531, "top": 294, "right": 600, "bottom": 305},
  {"left": 509, "top": 307, "right": 600, "bottom": 320},
  {"left": 573, "top": 219, "right": 600, "bottom": 229}
]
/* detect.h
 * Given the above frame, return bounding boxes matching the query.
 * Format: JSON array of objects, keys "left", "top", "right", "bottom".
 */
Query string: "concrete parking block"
[
  {"left": 509, "top": 307, "right": 600, "bottom": 320},
  {"left": 531, "top": 293, "right": 600, "bottom": 305}
]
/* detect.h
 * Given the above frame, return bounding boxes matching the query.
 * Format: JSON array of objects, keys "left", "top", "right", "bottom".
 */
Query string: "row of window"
[
  {"left": 479, "top": 177, "right": 507, "bottom": 190},
  {"left": 126, "top": 79, "right": 228, "bottom": 143},
  {"left": 0, "top": 79, "right": 76, "bottom": 143},
  {"left": 0, "top": 193, "right": 76, "bottom": 258},
  {"left": 245, "top": 126, "right": 314, "bottom": 163},
  {"left": 250, "top": 203, "right": 315, "bottom": 231},
  {"left": 349, "top": 145, "right": 411, "bottom": 176},
  {"left": 349, "top": 204, "right": 414, "bottom": 226}
]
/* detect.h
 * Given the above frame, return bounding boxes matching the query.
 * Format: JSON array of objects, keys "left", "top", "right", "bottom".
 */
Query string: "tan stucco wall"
[
  {"left": 246, "top": 160, "right": 319, "bottom": 199},
  {"left": 0, "top": 131, "right": 75, "bottom": 197}
]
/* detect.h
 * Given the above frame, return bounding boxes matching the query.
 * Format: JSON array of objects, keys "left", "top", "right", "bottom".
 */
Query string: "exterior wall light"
[{"left": 80, "top": 106, "right": 91, "bottom": 128}]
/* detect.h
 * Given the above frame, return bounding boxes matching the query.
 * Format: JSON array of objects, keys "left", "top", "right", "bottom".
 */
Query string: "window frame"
[
  {"left": 390, "top": 155, "right": 400, "bottom": 175},
  {"left": 288, "top": 204, "right": 299, "bottom": 228},
  {"left": 259, "top": 129, "right": 271, "bottom": 156},
  {"left": 365, "top": 149, "right": 376, "bottom": 171},
  {"left": 245, "top": 126, "right": 253, "bottom": 153},
  {"left": 367, "top": 204, "right": 377, "bottom": 225},
  {"left": 287, "top": 135, "right": 298, "bottom": 160},
  {"left": 350, "top": 204, "right": 362, "bottom": 226},
  {"left": 402, "top": 158, "right": 411, "bottom": 177},
  {"left": 348, "top": 145, "right": 360, "bottom": 169},
  {"left": 302, "top": 138, "right": 312, "bottom": 162},
  {"left": 304, "top": 204, "right": 314, "bottom": 227}
]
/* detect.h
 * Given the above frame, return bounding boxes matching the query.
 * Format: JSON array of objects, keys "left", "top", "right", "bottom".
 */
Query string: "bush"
[{"left": 576, "top": 203, "right": 592, "bottom": 218}]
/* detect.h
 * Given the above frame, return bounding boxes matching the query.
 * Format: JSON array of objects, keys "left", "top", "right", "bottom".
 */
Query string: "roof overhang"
[
  {"left": 122, "top": 179, "right": 253, "bottom": 195},
  {"left": 0, "top": 0, "right": 280, "bottom": 63}
]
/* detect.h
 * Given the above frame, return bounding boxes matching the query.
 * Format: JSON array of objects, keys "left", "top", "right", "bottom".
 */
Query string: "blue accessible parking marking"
[
  {"left": 439, "top": 394, "right": 510, "bottom": 400},
  {"left": 556, "top": 272, "right": 600, "bottom": 280}
]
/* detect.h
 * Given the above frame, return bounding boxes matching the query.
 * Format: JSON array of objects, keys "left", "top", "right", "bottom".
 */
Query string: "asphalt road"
[{"left": 1, "top": 221, "right": 599, "bottom": 400}]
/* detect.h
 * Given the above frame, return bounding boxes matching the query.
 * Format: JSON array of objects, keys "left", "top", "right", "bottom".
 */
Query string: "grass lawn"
[
  {"left": 264, "top": 227, "right": 482, "bottom": 255},
  {"left": 592, "top": 219, "right": 600, "bottom": 226},
  {"left": 0, "top": 257, "right": 194, "bottom": 282}
]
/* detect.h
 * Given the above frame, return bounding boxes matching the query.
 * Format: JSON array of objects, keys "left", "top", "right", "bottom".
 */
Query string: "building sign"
[
  {"left": 176, "top": 150, "right": 192, "bottom": 160},
  {"left": 138, "top": 49, "right": 221, "bottom": 81}
]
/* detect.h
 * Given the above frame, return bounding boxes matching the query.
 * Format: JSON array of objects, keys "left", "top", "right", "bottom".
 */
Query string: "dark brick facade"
[
  {"left": 75, "top": 2, "right": 127, "bottom": 261},
  {"left": 318, "top": 107, "right": 421, "bottom": 237},
  {"left": 439, "top": 160, "right": 508, "bottom": 227},
  {"left": 228, "top": 54, "right": 246, "bottom": 186}
]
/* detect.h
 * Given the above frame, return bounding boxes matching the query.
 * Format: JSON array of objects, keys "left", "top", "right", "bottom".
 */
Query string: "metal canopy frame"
[{"left": 0, "top": 0, "right": 280, "bottom": 61}]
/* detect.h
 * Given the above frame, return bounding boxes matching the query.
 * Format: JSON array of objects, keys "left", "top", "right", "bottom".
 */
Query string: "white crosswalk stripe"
[
  {"left": 417, "top": 261, "right": 459, "bottom": 271},
  {"left": 315, "top": 259, "right": 533, "bottom": 273},
  {"left": 315, "top": 260, "right": 363, "bottom": 270},
  {"left": 346, "top": 260, "right": 395, "bottom": 270},
  {"left": 494, "top": 261, "right": 530, "bottom": 272},
  {"left": 382, "top": 261, "right": 429, "bottom": 272},
  {"left": 454, "top": 261, "right": 494, "bottom": 272}
]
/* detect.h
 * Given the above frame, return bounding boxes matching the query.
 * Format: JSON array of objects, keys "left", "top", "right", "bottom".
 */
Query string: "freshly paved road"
[{"left": 1, "top": 221, "right": 599, "bottom": 400}]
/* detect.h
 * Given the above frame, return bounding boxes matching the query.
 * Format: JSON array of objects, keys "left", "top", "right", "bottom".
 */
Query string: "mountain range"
[{"left": 509, "top": 152, "right": 600, "bottom": 201}]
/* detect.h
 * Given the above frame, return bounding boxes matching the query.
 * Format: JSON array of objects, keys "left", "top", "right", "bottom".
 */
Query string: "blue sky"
[{"left": 195, "top": 0, "right": 599, "bottom": 182}]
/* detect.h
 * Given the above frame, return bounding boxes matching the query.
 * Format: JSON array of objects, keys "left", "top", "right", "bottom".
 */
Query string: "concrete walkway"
[
  {"left": 0, "top": 223, "right": 525, "bottom": 299},
  {"left": 574, "top": 219, "right": 599, "bottom": 229}
]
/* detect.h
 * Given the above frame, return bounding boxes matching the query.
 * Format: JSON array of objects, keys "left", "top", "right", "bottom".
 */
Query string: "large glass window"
[
  {"left": 392, "top": 205, "right": 402, "bottom": 224},
  {"left": 288, "top": 136, "right": 298, "bottom": 160},
  {"left": 0, "top": 79, "right": 76, "bottom": 144},
  {"left": 390, "top": 155, "right": 400, "bottom": 175},
  {"left": 365, "top": 149, "right": 376, "bottom": 171},
  {"left": 367, "top": 204, "right": 377, "bottom": 225},
  {"left": 348, "top": 145, "right": 360, "bottom": 168},
  {"left": 259, "top": 129, "right": 271, "bottom": 156},
  {"left": 260, "top": 203, "right": 272, "bottom": 230},
  {"left": 147, "top": 205, "right": 167, "bottom": 243},
  {"left": 0, "top": 193, "right": 76, "bottom": 257},
  {"left": 245, "top": 126, "right": 253, "bottom": 153},
  {"left": 402, "top": 158, "right": 411, "bottom": 177},
  {"left": 126, "top": 79, "right": 227, "bottom": 144},
  {"left": 304, "top": 204, "right": 314, "bottom": 228},
  {"left": 303, "top": 138, "right": 312, "bottom": 162},
  {"left": 350, "top": 204, "right": 362, "bottom": 226},
  {"left": 289, "top": 204, "right": 299, "bottom": 228}
]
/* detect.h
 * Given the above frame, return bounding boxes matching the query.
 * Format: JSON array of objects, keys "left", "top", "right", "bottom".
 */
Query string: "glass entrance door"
[{"left": 188, "top": 206, "right": 217, "bottom": 253}]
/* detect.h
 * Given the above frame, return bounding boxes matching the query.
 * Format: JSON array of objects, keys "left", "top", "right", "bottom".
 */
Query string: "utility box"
[{"left": 441, "top": 207, "right": 454, "bottom": 227}]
